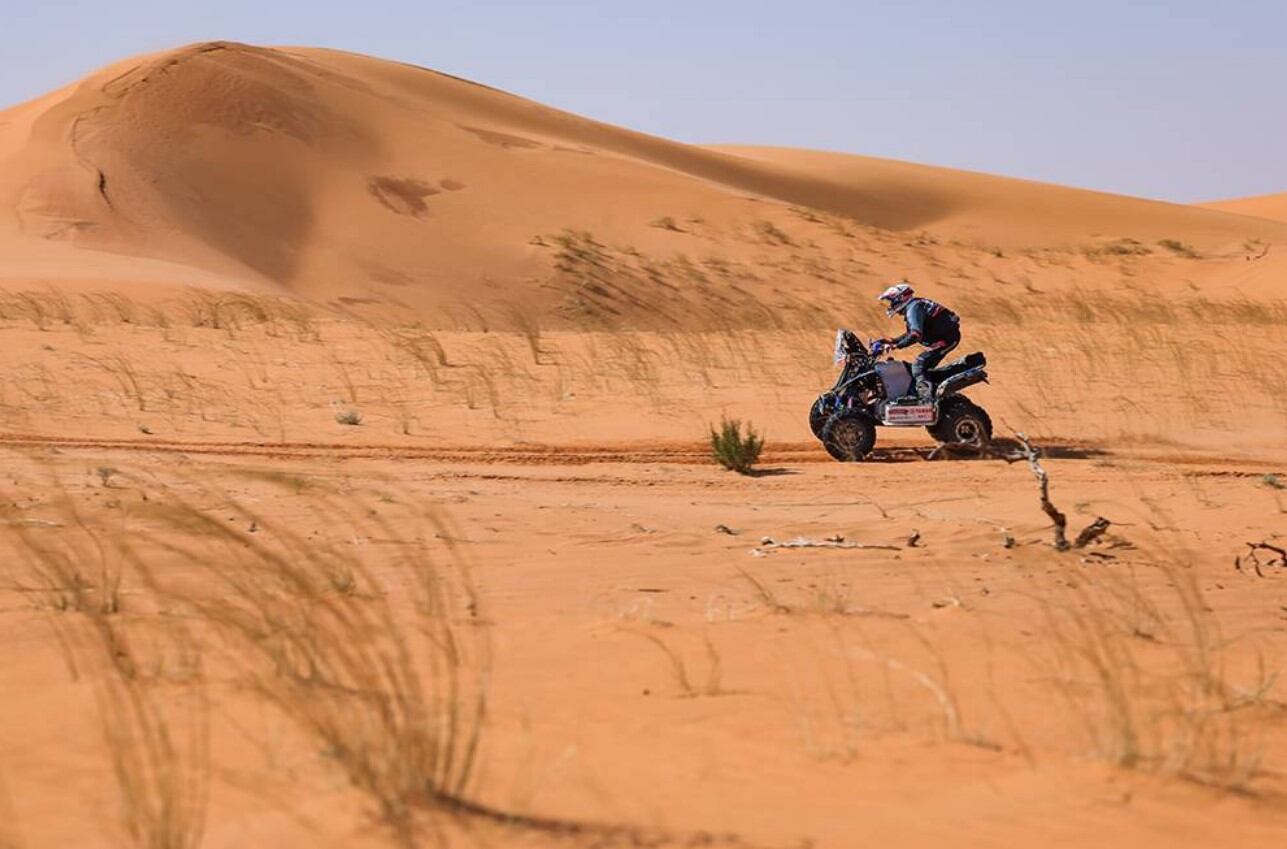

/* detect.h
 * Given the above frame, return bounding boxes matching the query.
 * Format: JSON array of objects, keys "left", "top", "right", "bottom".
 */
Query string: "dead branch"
[
  {"left": 1252, "top": 541, "right": 1287, "bottom": 563},
  {"left": 928, "top": 430, "right": 1112, "bottom": 553},
  {"left": 1013, "top": 432, "right": 1069, "bottom": 550},
  {"left": 1073, "top": 517, "right": 1112, "bottom": 549},
  {"left": 753, "top": 535, "right": 901, "bottom": 554},
  {"left": 999, "top": 432, "right": 1113, "bottom": 553},
  {"left": 1237, "top": 541, "right": 1287, "bottom": 576}
]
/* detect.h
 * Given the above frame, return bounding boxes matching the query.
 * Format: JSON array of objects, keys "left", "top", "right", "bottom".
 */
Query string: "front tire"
[
  {"left": 821, "top": 411, "right": 877, "bottom": 462},
  {"left": 809, "top": 396, "right": 831, "bottom": 439},
  {"left": 927, "top": 397, "right": 993, "bottom": 445}
]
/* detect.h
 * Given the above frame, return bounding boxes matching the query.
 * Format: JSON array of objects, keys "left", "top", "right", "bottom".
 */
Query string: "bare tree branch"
[
  {"left": 1013, "top": 432, "right": 1069, "bottom": 550},
  {"left": 1238, "top": 541, "right": 1287, "bottom": 577},
  {"left": 1074, "top": 517, "right": 1112, "bottom": 549}
]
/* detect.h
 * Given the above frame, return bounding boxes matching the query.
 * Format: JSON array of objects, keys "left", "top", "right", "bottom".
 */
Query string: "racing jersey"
[{"left": 894, "top": 298, "right": 959, "bottom": 348}]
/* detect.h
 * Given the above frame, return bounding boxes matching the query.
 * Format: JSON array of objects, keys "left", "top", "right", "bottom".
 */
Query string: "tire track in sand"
[
  {"left": 0, "top": 432, "right": 832, "bottom": 465},
  {"left": 6, "top": 433, "right": 1230, "bottom": 470}
]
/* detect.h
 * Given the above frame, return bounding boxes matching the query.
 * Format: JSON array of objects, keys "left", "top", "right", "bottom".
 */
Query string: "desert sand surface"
[
  {"left": 1203, "top": 192, "right": 1287, "bottom": 225},
  {"left": 0, "top": 41, "right": 1285, "bottom": 849}
]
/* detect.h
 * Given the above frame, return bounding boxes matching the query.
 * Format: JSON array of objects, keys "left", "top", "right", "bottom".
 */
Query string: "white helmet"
[{"left": 878, "top": 282, "right": 915, "bottom": 316}]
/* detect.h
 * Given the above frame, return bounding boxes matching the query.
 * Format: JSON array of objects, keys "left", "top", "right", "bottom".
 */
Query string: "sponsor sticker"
[{"left": 884, "top": 405, "right": 935, "bottom": 425}]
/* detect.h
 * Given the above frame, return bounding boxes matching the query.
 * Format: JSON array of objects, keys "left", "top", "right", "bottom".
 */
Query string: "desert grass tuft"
[
  {"left": 1158, "top": 238, "right": 1200, "bottom": 258},
  {"left": 3, "top": 467, "right": 491, "bottom": 847},
  {"left": 4, "top": 481, "right": 208, "bottom": 849},
  {"left": 2, "top": 490, "right": 123, "bottom": 615},
  {"left": 1040, "top": 559, "right": 1274, "bottom": 792},
  {"left": 130, "top": 486, "right": 491, "bottom": 845},
  {"left": 633, "top": 631, "right": 724, "bottom": 698}
]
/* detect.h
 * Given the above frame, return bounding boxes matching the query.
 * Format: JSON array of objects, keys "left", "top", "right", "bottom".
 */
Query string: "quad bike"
[{"left": 810, "top": 329, "right": 992, "bottom": 461}]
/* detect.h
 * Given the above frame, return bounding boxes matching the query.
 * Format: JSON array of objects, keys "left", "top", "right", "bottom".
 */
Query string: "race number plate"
[{"left": 883, "top": 404, "right": 935, "bottom": 425}]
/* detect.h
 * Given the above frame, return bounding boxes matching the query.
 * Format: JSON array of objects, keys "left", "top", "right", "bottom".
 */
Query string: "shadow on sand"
[
  {"left": 857, "top": 439, "right": 1108, "bottom": 464},
  {"left": 746, "top": 467, "right": 799, "bottom": 477}
]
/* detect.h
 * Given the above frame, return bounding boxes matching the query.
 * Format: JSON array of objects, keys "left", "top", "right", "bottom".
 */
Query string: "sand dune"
[
  {"left": 2, "top": 41, "right": 1286, "bottom": 324},
  {"left": 1201, "top": 190, "right": 1287, "bottom": 224},
  {"left": 712, "top": 145, "right": 1285, "bottom": 246}
]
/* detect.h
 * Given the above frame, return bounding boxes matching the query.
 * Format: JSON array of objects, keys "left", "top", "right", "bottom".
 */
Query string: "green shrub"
[
  {"left": 335, "top": 409, "right": 363, "bottom": 426},
  {"left": 710, "top": 418, "right": 764, "bottom": 474}
]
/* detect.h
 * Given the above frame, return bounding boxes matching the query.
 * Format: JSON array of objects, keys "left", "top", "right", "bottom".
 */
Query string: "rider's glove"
[{"left": 871, "top": 339, "right": 891, "bottom": 357}]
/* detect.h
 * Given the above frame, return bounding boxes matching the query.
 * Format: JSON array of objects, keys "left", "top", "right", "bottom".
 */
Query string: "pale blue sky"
[{"left": 4, "top": 1, "right": 1284, "bottom": 202}]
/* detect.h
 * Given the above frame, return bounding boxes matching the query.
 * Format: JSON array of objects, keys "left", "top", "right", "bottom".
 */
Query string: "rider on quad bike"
[{"left": 873, "top": 283, "right": 961, "bottom": 403}]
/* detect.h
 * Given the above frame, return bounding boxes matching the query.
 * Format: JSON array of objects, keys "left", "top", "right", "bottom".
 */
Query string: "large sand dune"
[
  {"left": 3, "top": 41, "right": 1286, "bottom": 324},
  {"left": 1202, "top": 190, "right": 1287, "bottom": 224}
]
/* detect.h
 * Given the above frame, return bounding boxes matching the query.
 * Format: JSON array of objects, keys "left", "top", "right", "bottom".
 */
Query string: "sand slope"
[
  {"left": 712, "top": 145, "right": 1284, "bottom": 247},
  {"left": 2, "top": 41, "right": 1285, "bottom": 323},
  {"left": 1202, "top": 191, "right": 1287, "bottom": 223}
]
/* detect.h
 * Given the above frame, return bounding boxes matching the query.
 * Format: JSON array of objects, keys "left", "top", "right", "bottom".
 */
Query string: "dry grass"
[
  {"left": 634, "top": 631, "right": 725, "bottom": 698},
  {"left": 737, "top": 568, "right": 892, "bottom": 619},
  {"left": 74, "top": 613, "right": 210, "bottom": 849},
  {"left": 1158, "top": 238, "right": 1200, "bottom": 258},
  {"left": 1, "top": 283, "right": 1282, "bottom": 448},
  {"left": 1, "top": 466, "right": 491, "bottom": 847},
  {"left": 2, "top": 488, "right": 123, "bottom": 615},
  {"left": 131, "top": 485, "right": 490, "bottom": 844},
  {"left": 1039, "top": 559, "right": 1275, "bottom": 792},
  {"left": 788, "top": 617, "right": 998, "bottom": 761},
  {"left": 3, "top": 475, "right": 208, "bottom": 849},
  {"left": 779, "top": 551, "right": 1279, "bottom": 792}
]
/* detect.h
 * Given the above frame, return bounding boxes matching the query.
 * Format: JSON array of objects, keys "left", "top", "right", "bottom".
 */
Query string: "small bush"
[
  {"left": 335, "top": 409, "right": 363, "bottom": 426},
  {"left": 650, "top": 216, "right": 682, "bottom": 232},
  {"left": 710, "top": 418, "right": 764, "bottom": 474},
  {"left": 1100, "top": 238, "right": 1152, "bottom": 257},
  {"left": 755, "top": 220, "right": 793, "bottom": 246},
  {"left": 1158, "top": 239, "right": 1199, "bottom": 258}
]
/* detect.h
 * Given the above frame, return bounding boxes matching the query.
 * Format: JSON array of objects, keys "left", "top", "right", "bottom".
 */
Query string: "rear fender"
[{"left": 936, "top": 367, "right": 988, "bottom": 399}]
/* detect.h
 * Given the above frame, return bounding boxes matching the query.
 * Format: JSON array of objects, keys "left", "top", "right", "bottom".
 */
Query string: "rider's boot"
[{"left": 915, "top": 379, "right": 934, "bottom": 404}]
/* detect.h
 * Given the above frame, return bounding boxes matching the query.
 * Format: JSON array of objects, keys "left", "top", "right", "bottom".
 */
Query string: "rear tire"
[
  {"left": 821, "top": 411, "right": 877, "bottom": 462},
  {"left": 927, "top": 397, "right": 993, "bottom": 445}
]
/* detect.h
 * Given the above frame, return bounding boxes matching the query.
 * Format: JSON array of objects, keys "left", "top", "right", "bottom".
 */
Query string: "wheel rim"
[
  {"left": 953, "top": 416, "right": 982, "bottom": 443},
  {"left": 832, "top": 419, "right": 866, "bottom": 455}
]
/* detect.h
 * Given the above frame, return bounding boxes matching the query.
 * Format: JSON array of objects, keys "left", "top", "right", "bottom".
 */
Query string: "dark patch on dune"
[
  {"left": 368, "top": 177, "right": 439, "bottom": 218},
  {"left": 458, "top": 125, "right": 543, "bottom": 150},
  {"left": 439, "top": 178, "right": 466, "bottom": 191},
  {"left": 366, "top": 265, "right": 415, "bottom": 287}
]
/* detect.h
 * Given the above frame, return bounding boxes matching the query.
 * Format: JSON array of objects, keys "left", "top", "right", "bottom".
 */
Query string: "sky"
[{"left": 3, "top": 0, "right": 1284, "bottom": 203}]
